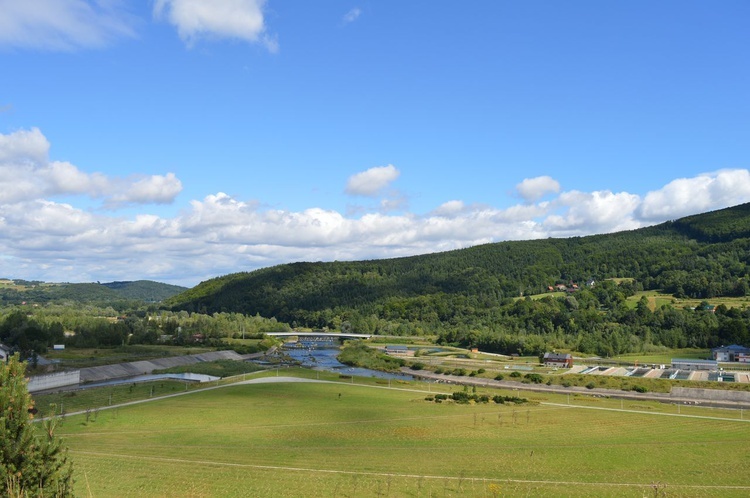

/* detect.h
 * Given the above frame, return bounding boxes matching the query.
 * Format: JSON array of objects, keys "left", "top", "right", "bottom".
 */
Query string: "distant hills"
[
  {"left": 166, "top": 202, "right": 750, "bottom": 333},
  {"left": 0, "top": 279, "right": 186, "bottom": 306}
]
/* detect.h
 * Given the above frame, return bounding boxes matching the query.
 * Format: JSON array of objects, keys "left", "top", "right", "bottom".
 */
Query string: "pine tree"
[{"left": 1, "top": 354, "right": 74, "bottom": 497}]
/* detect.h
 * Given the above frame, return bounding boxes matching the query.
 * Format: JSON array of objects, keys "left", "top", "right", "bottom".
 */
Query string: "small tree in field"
[{"left": 1, "top": 354, "right": 74, "bottom": 497}]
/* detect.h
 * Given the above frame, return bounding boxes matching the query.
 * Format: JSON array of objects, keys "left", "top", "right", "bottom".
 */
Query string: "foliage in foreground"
[{"left": 1, "top": 354, "right": 73, "bottom": 497}]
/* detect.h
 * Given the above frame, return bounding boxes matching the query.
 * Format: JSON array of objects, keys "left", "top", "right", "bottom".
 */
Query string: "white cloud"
[
  {"left": 108, "top": 173, "right": 183, "bottom": 206},
  {"left": 153, "top": 0, "right": 276, "bottom": 51},
  {"left": 516, "top": 175, "right": 561, "bottom": 202},
  {"left": 0, "top": 128, "right": 182, "bottom": 205},
  {"left": 0, "top": 0, "right": 136, "bottom": 51},
  {"left": 544, "top": 190, "right": 642, "bottom": 235},
  {"left": 432, "top": 200, "right": 466, "bottom": 217},
  {"left": 4, "top": 128, "right": 750, "bottom": 287},
  {"left": 637, "top": 170, "right": 750, "bottom": 221},
  {"left": 345, "top": 164, "right": 400, "bottom": 196},
  {"left": 343, "top": 8, "right": 362, "bottom": 24}
]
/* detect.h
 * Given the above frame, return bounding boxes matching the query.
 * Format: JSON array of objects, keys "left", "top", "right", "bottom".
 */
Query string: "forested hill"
[
  {"left": 99, "top": 280, "right": 187, "bottom": 302},
  {"left": 165, "top": 203, "right": 750, "bottom": 352},
  {"left": 0, "top": 280, "right": 186, "bottom": 306}
]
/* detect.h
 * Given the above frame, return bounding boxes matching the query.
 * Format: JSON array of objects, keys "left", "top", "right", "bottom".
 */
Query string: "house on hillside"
[
  {"left": 543, "top": 352, "right": 573, "bottom": 368},
  {"left": 712, "top": 344, "right": 750, "bottom": 363}
]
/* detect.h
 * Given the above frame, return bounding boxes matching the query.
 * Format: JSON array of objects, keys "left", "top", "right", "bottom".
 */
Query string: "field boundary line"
[
  {"left": 70, "top": 450, "right": 750, "bottom": 491},
  {"left": 541, "top": 401, "right": 750, "bottom": 422}
]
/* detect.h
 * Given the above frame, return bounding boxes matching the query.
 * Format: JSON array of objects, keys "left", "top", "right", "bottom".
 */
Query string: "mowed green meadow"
[{"left": 56, "top": 380, "right": 750, "bottom": 497}]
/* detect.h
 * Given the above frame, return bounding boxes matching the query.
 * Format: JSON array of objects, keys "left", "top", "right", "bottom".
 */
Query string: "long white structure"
[{"left": 265, "top": 332, "right": 371, "bottom": 339}]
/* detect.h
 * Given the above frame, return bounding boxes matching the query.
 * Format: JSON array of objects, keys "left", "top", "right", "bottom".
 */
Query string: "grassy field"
[{"left": 53, "top": 376, "right": 750, "bottom": 497}]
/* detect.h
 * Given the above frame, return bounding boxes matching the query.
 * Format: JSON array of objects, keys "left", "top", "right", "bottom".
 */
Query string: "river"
[{"left": 281, "top": 341, "right": 413, "bottom": 381}]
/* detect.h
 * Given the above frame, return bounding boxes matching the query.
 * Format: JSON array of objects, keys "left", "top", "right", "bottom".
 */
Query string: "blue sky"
[{"left": 1, "top": 0, "right": 749, "bottom": 287}]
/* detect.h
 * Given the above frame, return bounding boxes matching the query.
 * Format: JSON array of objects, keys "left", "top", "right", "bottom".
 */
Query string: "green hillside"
[
  {"left": 166, "top": 203, "right": 750, "bottom": 355},
  {"left": 0, "top": 279, "right": 186, "bottom": 306},
  {"left": 99, "top": 280, "right": 187, "bottom": 302}
]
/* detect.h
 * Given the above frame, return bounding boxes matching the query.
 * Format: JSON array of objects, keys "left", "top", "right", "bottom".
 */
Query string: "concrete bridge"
[{"left": 265, "top": 332, "right": 371, "bottom": 340}]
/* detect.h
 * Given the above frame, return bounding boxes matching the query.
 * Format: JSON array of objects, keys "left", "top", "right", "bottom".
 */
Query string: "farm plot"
[{"left": 57, "top": 381, "right": 750, "bottom": 497}]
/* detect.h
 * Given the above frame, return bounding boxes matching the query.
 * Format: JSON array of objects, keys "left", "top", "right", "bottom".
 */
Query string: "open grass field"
[{"left": 54, "top": 377, "right": 750, "bottom": 497}]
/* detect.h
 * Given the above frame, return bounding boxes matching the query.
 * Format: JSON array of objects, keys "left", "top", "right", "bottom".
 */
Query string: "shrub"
[
  {"left": 477, "top": 368, "right": 486, "bottom": 374},
  {"left": 411, "top": 362, "right": 425, "bottom": 370},
  {"left": 561, "top": 380, "right": 572, "bottom": 388},
  {"left": 509, "top": 371, "right": 522, "bottom": 378},
  {"left": 453, "top": 368, "right": 467, "bottom": 376},
  {"left": 586, "top": 382, "right": 596, "bottom": 389},
  {"left": 524, "top": 373, "right": 544, "bottom": 384},
  {"left": 494, "top": 374, "right": 505, "bottom": 381},
  {"left": 632, "top": 385, "right": 648, "bottom": 393}
]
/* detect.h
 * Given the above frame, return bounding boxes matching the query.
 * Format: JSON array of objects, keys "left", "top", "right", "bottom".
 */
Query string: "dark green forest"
[{"left": 166, "top": 203, "right": 750, "bottom": 356}]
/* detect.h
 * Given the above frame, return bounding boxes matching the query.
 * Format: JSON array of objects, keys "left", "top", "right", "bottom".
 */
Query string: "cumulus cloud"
[
  {"left": 543, "top": 190, "right": 642, "bottom": 235},
  {"left": 432, "top": 200, "right": 466, "bottom": 217},
  {"left": 4, "top": 128, "right": 750, "bottom": 286},
  {"left": 516, "top": 175, "right": 561, "bottom": 202},
  {"left": 345, "top": 164, "right": 400, "bottom": 196},
  {"left": 153, "top": 0, "right": 277, "bottom": 51},
  {"left": 343, "top": 8, "right": 361, "bottom": 24},
  {"left": 0, "top": 0, "right": 136, "bottom": 51},
  {"left": 637, "top": 170, "right": 750, "bottom": 221},
  {"left": 0, "top": 128, "right": 182, "bottom": 206}
]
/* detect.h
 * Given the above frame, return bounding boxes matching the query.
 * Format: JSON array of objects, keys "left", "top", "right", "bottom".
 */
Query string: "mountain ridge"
[{"left": 166, "top": 202, "right": 750, "bottom": 332}]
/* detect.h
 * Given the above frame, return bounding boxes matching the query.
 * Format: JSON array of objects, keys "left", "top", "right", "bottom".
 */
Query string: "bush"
[
  {"left": 509, "top": 371, "right": 522, "bottom": 378},
  {"left": 494, "top": 374, "right": 505, "bottom": 381},
  {"left": 453, "top": 368, "right": 467, "bottom": 376},
  {"left": 477, "top": 368, "right": 486, "bottom": 374},
  {"left": 561, "top": 380, "right": 572, "bottom": 388},
  {"left": 524, "top": 373, "right": 544, "bottom": 384},
  {"left": 493, "top": 394, "right": 528, "bottom": 405},
  {"left": 435, "top": 367, "right": 444, "bottom": 374},
  {"left": 411, "top": 362, "right": 425, "bottom": 370},
  {"left": 631, "top": 385, "right": 648, "bottom": 393},
  {"left": 586, "top": 382, "right": 596, "bottom": 389},
  {"left": 469, "top": 370, "right": 477, "bottom": 377}
]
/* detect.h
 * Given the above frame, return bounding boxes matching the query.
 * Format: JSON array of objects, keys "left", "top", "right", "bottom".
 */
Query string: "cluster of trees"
[
  {"left": 437, "top": 281, "right": 750, "bottom": 357},
  {"left": 0, "top": 307, "right": 290, "bottom": 356}
]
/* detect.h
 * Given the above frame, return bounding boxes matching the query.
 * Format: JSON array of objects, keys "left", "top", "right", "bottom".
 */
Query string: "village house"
[{"left": 542, "top": 352, "right": 573, "bottom": 368}]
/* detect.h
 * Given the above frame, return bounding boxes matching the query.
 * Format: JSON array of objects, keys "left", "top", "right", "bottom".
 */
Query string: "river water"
[{"left": 281, "top": 341, "right": 413, "bottom": 381}]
